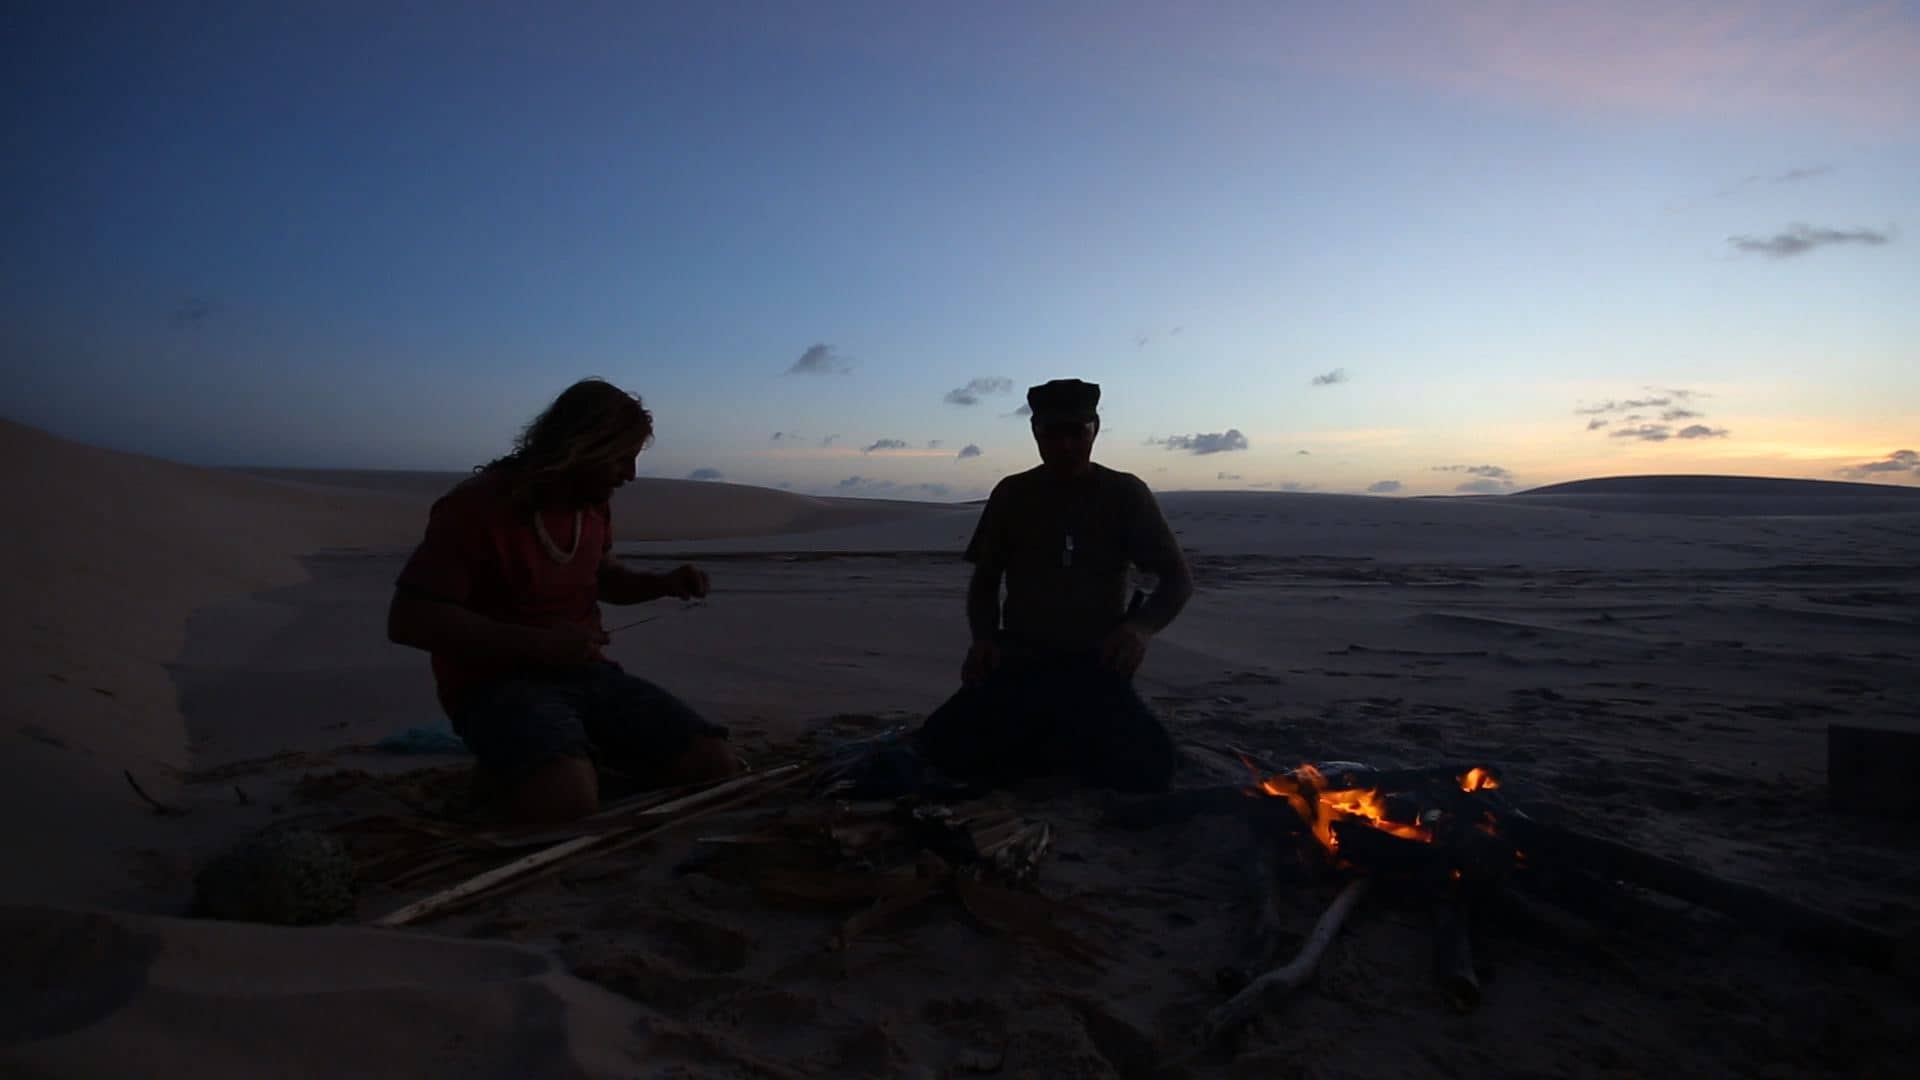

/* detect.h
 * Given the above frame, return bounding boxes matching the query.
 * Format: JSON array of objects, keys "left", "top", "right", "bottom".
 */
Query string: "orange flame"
[
  {"left": 1458, "top": 767, "right": 1499, "bottom": 792},
  {"left": 1256, "top": 764, "right": 1430, "bottom": 854},
  {"left": 1246, "top": 762, "right": 1505, "bottom": 858}
]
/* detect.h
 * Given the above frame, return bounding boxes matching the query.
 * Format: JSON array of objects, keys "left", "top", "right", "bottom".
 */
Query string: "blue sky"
[{"left": 5, "top": 1, "right": 1916, "bottom": 499}]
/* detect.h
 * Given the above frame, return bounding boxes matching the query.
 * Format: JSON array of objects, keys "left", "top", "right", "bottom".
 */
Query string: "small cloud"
[
  {"left": 1611, "top": 424, "right": 1673, "bottom": 441},
  {"left": 687, "top": 468, "right": 725, "bottom": 481},
  {"left": 1455, "top": 479, "right": 1511, "bottom": 494},
  {"left": 1216, "top": 472, "right": 1242, "bottom": 481},
  {"left": 171, "top": 297, "right": 215, "bottom": 328},
  {"left": 787, "top": 343, "right": 852, "bottom": 375},
  {"left": 1433, "top": 464, "right": 1513, "bottom": 480},
  {"left": 864, "top": 438, "right": 910, "bottom": 453},
  {"left": 1580, "top": 388, "right": 1717, "bottom": 437},
  {"left": 1135, "top": 334, "right": 1151, "bottom": 348},
  {"left": 770, "top": 431, "right": 785, "bottom": 442},
  {"left": 1604, "top": 398, "right": 1667, "bottom": 414},
  {"left": 834, "top": 476, "right": 959, "bottom": 500},
  {"left": 927, "top": 440, "right": 944, "bottom": 449},
  {"left": 1839, "top": 449, "right": 1920, "bottom": 479},
  {"left": 944, "top": 376, "right": 1015, "bottom": 406},
  {"left": 1772, "top": 165, "right": 1832, "bottom": 183},
  {"left": 956, "top": 444, "right": 983, "bottom": 460},
  {"left": 1729, "top": 224, "right": 1892, "bottom": 258},
  {"left": 1169, "top": 325, "right": 1185, "bottom": 335},
  {"left": 1722, "top": 165, "right": 1834, "bottom": 195},
  {"left": 1366, "top": 480, "right": 1402, "bottom": 494},
  {"left": 1676, "top": 424, "right": 1729, "bottom": 439},
  {"left": 821, "top": 434, "right": 840, "bottom": 447},
  {"left": 1311, "top": 369, "right": 1348, "bottom": 387},
  {"left": 1155, "top": 429, "right": 1250, "bottom": 455},
  {"left": 1007, "top": 403, "right": 1032, "bottom": 419},
  {"left": 1296, "top": 449, "right": 1311, "bottom": 455}
]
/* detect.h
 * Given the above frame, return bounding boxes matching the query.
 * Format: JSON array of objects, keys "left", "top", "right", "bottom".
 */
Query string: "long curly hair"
[{"left": 479, "top": 378, "right": 653, "bottom": 509}]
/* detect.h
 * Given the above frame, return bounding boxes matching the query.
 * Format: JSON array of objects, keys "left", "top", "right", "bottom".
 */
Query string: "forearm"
[
  {"left": 966, "top": 568, "right": 1003, "bottom": 643},
  {"left": 597, "top": 561, "right": 668, "bottom": 605},
  {"left": 1126, "top": 563, "right": 1194, "bottom": 636}
]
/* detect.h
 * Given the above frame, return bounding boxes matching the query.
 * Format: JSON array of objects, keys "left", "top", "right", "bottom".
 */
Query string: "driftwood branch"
[
  {"left": 1204, "top": 877, "right": 1370, "bottom": 1040},
  {"left": 372, "top": 764, "right": 801, "bottom": 927}
]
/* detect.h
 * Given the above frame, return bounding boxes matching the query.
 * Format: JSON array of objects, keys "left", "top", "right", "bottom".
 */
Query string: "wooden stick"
[
  {"left": 1204, "top": 878, "right": 1370, "bottom": 1041},
  {"left": 124, "top": 770, "right": 183, "bottom": 816},
  {"left": 372, "top": 764, "right": 799, "bottom": 927},
  {"left": 569, "top": 765, "right": 813, "bottom": 866}
]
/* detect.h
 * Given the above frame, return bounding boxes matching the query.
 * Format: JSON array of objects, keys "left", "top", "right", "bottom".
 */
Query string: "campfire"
[
  {"left": 1252, "top": 760, "right": 1504, "bottom": 854},
  {"left": 1190, "top": 750, "right": 1899, "bottom": 1042}
]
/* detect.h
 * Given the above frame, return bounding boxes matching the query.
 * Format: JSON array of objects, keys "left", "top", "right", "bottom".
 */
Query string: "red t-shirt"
[{"left": 395, "top": 471, "right": 611, "bottom": 715}]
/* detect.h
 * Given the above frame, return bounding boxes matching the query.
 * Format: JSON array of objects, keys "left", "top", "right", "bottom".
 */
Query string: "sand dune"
[
  {"left": 1512, "top": 474, "right": 1920, "bottom": 516},
  {"left": 1, "top": 420, "right": 428, "bottom": 906},
  {"left": 238, "top": 467, "right": 948, "bottom": 541},
  {"left": 5, "top": 418, "right": 1920, "bottom": 1076},
  {"left": 1, "top": 903, "right": 648, "bottom": 1077}
]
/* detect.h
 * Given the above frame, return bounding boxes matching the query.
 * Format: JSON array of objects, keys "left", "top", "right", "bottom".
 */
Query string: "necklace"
[{"left": 533, "top": 509, "right": 583, "bottom": 564}]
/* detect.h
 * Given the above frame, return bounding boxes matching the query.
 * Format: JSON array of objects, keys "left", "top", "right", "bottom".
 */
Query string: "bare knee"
[
  {"left": 666, "top": 736, "right": 742, "bottom": 785},
  {"left": 509, "top": 756, "right": 600, "bottom": 824}
]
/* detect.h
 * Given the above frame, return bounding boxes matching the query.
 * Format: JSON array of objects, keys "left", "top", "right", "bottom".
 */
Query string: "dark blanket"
[{"left": 913, "top": 654, "right": 1175, "bottom": 793}]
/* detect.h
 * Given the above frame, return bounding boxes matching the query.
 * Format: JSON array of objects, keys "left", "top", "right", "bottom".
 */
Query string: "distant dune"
[
  {"left": 1521, "top": 474, "right": 1920, "bottom": 498},
  {"left": 235, "top": 468, "right": 944, "bottom": 541},
  {"left": 1509, "top": 473, "right": 1920, "bottom": 516}
]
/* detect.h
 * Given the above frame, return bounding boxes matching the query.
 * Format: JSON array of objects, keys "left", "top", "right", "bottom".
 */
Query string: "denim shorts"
[{"left": 451, "top": 661, "right": 726, "bottom": 782}]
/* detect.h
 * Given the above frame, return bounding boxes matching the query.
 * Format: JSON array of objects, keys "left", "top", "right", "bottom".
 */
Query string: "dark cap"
[{"left": 1027, "top": 379, "right": 1101, "bottom": 423}]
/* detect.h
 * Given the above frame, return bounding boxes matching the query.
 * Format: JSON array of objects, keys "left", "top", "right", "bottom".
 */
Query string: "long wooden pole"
[{"left": 372, "top": 765, "right": 798, "bottom": 928}]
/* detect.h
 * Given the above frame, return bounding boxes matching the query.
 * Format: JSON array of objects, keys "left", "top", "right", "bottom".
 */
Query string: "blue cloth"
[{"left": 372, "top": 722, "right": 469, "bottom": 755}]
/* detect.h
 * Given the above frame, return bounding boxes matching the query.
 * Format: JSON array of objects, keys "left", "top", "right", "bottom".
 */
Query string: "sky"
[{"left": 4, "top": 1, "right": 1917, "bottom": 500}]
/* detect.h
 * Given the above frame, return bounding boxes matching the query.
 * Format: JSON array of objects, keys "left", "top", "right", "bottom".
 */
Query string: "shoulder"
[
  {"left": 430, "top": 471, "right": 515, "bottom": 524},
  {"left": 987, "top": 466, "right": 1047, "bottom": 501},
  {"left": 1093, "top": 464, "right": 1156, "bottom": 500}
]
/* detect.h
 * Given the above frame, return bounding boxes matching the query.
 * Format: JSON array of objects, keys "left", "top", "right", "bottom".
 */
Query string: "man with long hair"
[{"left": 387, "top": 378, "right": 738, "bottom": 823}]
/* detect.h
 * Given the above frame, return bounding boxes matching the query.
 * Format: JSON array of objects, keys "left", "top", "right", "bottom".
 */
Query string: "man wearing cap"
[{"left": 914, "top": 379, "right": 1194, "bottom": 792}]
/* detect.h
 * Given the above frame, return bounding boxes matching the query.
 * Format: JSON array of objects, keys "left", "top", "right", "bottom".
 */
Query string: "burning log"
[
  {"left": 1204, "top": 878, "right": 1371, "bottom": 1041},
  {"left": 1329, "top": 819, "right": 1445, "bottom": 879},
  {"left": 1310, "top": 763, "right": 1503, "bottom": 794}
]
